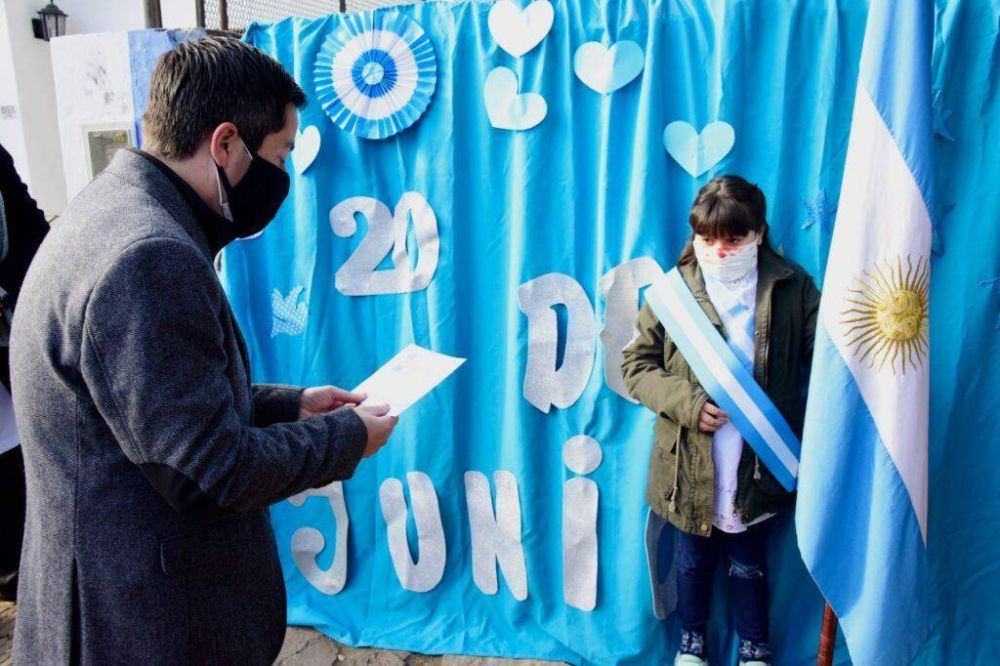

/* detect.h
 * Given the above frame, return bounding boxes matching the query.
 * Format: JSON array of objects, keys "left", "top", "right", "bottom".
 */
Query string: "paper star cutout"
[{"left": 801, "top": 189, "right": 838, "bottom": 236}]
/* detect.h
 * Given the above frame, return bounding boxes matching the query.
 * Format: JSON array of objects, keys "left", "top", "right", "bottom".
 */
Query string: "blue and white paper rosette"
[{"left": 315, "top": 11, "right": 437, "bottom": 140}]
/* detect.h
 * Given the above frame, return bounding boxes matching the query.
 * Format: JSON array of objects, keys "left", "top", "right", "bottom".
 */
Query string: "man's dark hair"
[{"left": 143, "top": 36, "right": 306, "bottom": 159}]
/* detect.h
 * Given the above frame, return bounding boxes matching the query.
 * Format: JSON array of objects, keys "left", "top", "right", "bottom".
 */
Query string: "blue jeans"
[{"left": 676, "top": 523, "right": 770, "bottom": 647}]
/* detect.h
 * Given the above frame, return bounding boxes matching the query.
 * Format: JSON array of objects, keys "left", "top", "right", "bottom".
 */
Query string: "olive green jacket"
[{"left": 621, "top": 248, "right": 820, "bottom": 536}]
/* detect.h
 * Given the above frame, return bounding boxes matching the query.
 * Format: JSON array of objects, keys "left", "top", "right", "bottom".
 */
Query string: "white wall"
[
  {"left": 0, "top": 0, "right": 69, "bottom": 216},
  {"left": 51, "top": 32, "right": 134, "bottom": 202},
  {"left": 0, "top": 3, "right": 31, "bottom": 188},
  {"left": 161, "top": 0, "right": 198, "bottom": 28},
  {"left": 0, "top": 0, "right": 199, "bottom": 216},
  {"left": 59, "top": 0, "right": 145, "bottom": 34},
  {"left": 4, "top": 0, "right": 196, "bottom": 35},
  {"left": 56, "top": 0, "right": 196, "bottom": 32}
]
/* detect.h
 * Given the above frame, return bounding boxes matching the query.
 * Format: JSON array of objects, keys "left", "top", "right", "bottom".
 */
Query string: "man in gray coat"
[{"left": 10, "top": 37, "right": 397, "bottom": 664}]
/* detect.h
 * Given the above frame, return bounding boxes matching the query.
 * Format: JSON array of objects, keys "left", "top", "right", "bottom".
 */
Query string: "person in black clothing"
[{"left": 0, "top": 142, "right": 50, "bottom": 600}]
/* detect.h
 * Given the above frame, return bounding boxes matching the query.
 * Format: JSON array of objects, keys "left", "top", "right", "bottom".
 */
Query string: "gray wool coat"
[{"left": 10, "top": 150, "right": 368, "bottom": 665}]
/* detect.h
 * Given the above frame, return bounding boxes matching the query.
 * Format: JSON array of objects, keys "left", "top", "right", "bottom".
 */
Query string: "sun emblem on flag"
[{"left": 841, "top": 255, "right": 929, "bottom": 375}]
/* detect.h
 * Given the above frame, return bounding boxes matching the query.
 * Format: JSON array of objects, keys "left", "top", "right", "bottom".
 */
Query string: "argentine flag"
[{"left": 796, "top": 1, "right": 934, "bottom": 664}]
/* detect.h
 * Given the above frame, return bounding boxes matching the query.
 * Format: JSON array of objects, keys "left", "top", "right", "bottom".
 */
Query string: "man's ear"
[{"left": 209, "top": 122, "right": 240, "bottom": 167}]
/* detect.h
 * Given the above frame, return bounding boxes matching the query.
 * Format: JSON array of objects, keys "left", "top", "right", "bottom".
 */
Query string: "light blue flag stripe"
[{"left": 860, "top": 0, "right": 935, "bottom": 210}]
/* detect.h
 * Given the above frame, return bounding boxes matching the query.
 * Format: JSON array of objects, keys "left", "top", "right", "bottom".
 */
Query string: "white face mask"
[{"left": 693, "top": 236, "right": 759, "bottom": 282}]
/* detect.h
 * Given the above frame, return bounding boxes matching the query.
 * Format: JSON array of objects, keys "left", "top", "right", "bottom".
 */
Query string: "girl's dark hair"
[{"left": 678, "top": 175, "right": 771, "bottom": 265}]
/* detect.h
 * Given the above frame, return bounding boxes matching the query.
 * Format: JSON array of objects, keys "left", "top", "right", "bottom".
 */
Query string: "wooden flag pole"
[{"left": 818, "top": 602, "right": 839, "bottom": 666}]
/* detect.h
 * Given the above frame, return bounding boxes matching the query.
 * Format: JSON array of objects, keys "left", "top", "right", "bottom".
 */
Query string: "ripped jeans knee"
[{"left": 728, "top": 558, "right": 767, "bottom": 580}]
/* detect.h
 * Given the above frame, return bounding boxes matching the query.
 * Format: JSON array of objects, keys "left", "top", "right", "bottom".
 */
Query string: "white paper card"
[{"left": 354, "top": 344, "right": 465, "bottom": 417}]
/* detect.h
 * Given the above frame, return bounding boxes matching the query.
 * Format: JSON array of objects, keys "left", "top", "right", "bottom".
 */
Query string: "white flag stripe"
[
  {"left": 820, "top": 85, "right": 930, "bottom": 542},
  {"left": 652, "top": 281, "right": 800, "bottom": 476}
]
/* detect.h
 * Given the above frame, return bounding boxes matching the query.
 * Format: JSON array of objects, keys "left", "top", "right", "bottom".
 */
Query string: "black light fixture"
[{"left": 32, "top": 3, "right": 68, "bottom": 42}]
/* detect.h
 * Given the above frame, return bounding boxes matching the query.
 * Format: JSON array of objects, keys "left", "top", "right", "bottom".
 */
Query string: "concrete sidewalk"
[
  {"left": 1, "top": 602, "right": 562, "bottom": 666},
  {"left": 275, "top": 626, "right": 563, "bottom": 666},
  {"left": 0, "top": 603, "right": 12, "bottom": 666}
]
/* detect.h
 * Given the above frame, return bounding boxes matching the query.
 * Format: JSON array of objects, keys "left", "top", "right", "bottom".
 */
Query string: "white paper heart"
[
  {"left": 484, "top": 67, "right": 548, "bottom": 131},
  {"left": 573, "top": 41, "right": 645, "bottom": 94},
  {"left": 488, "top": 0, "right": 554, "bottom": 58},
  {"left": 292, "top": 125, "right": 321, "bottom": 174}
]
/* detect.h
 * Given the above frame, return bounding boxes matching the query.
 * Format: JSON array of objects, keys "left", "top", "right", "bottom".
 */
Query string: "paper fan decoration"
[{"left": 315, "top": 11, "right": 437, "bottom": 140}]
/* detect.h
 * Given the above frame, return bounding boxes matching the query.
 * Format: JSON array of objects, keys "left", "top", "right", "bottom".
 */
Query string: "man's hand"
[
  {"left": 298, "top": 386, "right": 367, "bottom": 420},
  {"left": 353, "top": 403, "right": 398, "bottom": 457},
  {"left": 698, "top": 401, "right": 730, "bottom": 433}
]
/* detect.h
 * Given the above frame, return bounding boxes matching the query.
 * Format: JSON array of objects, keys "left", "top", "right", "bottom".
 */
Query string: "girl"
[{"left": 622, "top": 176, "right": 819, "bottom": 666}]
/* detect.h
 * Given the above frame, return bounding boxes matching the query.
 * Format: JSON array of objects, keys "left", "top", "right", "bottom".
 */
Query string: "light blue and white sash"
[{"left": 646, "top": 268, "right": 800, "bottom": 491}]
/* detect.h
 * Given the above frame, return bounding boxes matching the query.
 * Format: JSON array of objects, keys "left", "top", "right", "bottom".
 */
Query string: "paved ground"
[
  {"left": 274, "top": 626, "right": 562, "bottom": 665},
  {"left": 0, "top": 603, "right": 12, "bottom": 666},
  {"left": 1, "top": 602, "right": 561, "bottom": 666}
]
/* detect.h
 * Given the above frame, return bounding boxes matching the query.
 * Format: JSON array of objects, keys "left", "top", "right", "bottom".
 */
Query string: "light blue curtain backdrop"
[{"left": 218, "top": 1, "right": 1000, "bottom": 663}]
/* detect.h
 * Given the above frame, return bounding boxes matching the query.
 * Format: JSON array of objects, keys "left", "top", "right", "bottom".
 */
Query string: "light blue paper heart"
[
  {"left": 662, "top": 121, "right": 735, "bottom": 177},
  {"left": 484, "top": 67, "right": 547, "bottom": 131},
  {"left": 573, "top": 40, "right": 644, "bottom": 94}
]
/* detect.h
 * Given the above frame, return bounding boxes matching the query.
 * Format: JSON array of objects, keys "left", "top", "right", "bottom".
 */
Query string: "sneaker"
[
  {"left": 738, "top": 638, "right": 772, "bottom": 665},
  {"left": 675, "top": 653, "right": 708, "bottom": 665}
]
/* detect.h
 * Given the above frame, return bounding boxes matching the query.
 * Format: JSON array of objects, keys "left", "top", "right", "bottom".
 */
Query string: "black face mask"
[{"left": 215, "top": 140, "right": 290, "bottom": 239}]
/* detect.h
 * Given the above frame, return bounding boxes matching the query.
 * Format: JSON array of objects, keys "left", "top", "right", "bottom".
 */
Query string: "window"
[{"left": 84, "top": 125, "right": 136, "bottom": 180}]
